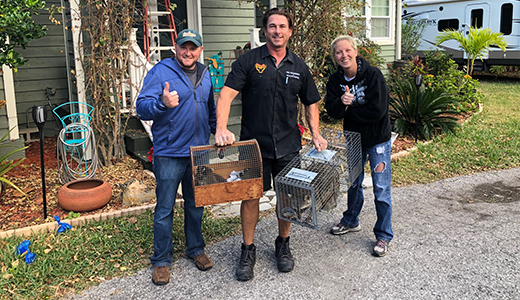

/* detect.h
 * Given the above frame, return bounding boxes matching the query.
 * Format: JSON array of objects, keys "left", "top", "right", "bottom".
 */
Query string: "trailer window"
[
  {"left": 438, "top": 19, "right": 459, "bottom": 31},
  {"left": 470, "top": 9, "right": 483, "bottom": 28},
  {"left": 501, "top": 4, "right": 513, "bottom": 35}
]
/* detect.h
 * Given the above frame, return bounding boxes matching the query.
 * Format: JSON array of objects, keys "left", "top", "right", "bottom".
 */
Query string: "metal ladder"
[{"left": 143, "top": 0, "right": 177, "bottom": 64}]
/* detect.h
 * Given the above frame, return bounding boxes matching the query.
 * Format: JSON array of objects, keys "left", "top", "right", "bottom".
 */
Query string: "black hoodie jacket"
[{"left": 325, "top": 56, "right": 391, "bottom": 149}]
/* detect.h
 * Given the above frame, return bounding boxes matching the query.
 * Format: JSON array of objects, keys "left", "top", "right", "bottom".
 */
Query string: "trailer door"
[{"left": 464, "top": 3, "right": 491, "bottom": 59}]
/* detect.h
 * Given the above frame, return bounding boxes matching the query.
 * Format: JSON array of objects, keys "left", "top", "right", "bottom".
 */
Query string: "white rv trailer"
[{"left": 402, "top": 0, "right": 518, "bottom": 68}]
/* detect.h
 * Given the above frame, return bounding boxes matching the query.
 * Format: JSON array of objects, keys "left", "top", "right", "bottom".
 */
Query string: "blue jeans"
[
  {"left": 341, "top": 139, "right": 393, "bottom": 242},
  {"left": 151, "top": 156, "right": 205, "bottom": 267}
]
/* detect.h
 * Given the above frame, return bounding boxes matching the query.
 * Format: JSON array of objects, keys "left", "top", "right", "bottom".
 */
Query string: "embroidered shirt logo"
[
  {"left": 255, "top": 63, "right": 267, "bottom": 74},
  {"left": 285, "top": 71, "right": 300, "bottom": 80}
]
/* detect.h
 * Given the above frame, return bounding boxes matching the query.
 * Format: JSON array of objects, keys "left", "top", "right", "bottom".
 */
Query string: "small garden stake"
[
  {"left": 414, "top": 74, "right": 422, "bottom": 142},
  {"left": 32, "top": 105, "right": 48, "bottom": 219}
]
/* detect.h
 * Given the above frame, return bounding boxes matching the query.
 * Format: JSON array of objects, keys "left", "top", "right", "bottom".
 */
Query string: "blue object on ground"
[
  {"left": 25, "top": 252, "right": 36, "bottom": 264},
  {"left": 15, "top": 240, "right": 36, "bottom": 264},
  {"left": 54, "top": 215, "right": 72, "bottom": 233},
  {"left": 15, "top": 240, "right": 31, "bottom": 255}
]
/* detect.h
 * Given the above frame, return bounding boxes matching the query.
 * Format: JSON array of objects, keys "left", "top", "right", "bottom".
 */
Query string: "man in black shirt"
[{"left": 215, "top": 8, "right": 327, "bottom": 281}]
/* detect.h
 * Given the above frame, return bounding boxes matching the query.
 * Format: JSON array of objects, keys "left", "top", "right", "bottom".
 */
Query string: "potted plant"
[{"left": 0, "top": 127, "right": 28, "bottom": 196}]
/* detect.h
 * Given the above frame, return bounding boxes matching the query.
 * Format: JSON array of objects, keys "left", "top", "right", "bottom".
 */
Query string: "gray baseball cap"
[{"left": 176, "top": 29, "right": 202, "bottom": 47}]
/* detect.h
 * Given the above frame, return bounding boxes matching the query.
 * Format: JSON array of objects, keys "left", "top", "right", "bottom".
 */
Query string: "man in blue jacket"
[{"left": 136, "top": 29, "right": 216, "bottom": 286}]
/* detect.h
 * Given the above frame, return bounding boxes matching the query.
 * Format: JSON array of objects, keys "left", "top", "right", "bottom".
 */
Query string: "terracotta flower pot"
[{"left": 57, "top": 179, "right": 112, "bottom": 212}]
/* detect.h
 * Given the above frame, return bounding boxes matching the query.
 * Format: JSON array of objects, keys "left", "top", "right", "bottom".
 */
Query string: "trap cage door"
[{"left": 190, "top": 139, "right": 263, "bottom": 207}]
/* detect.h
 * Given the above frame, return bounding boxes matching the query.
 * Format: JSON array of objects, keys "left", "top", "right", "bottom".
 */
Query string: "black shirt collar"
[{"left": 261, "top": 44, "right": 294, "bottom": 64}]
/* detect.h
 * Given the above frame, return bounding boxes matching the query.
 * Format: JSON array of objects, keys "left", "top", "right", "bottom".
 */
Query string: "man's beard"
[{"left": 177, "top": 57, "right": 196, "bottom": 70}]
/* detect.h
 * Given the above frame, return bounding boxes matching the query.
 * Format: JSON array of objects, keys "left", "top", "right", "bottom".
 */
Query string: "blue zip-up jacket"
[{"left": 136, "top": 58, "right": 216, "bottom": 157}]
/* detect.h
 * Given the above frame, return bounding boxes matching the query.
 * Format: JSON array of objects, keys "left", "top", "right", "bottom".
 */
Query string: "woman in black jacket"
[{"left": 325, "top": 35, "right": 393, "bottom": 257}]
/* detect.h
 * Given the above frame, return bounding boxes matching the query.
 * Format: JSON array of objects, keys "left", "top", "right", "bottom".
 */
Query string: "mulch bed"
[{"left": 0, "top": 138, "right": 155, "bottom": 232}]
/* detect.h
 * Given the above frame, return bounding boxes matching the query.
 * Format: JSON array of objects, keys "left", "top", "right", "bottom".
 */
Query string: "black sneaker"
[
  {"left": 275, "top": 236, "right": 294, "bottom": 273},
  {"left": 236, "top": 243, "right": 256, "bottom": 281},
  {"left": 373, "top": 239, "right": 389, "bottom": 257},
  {"left": 330, "top": 223, "right": 361, "bottom": 235}
]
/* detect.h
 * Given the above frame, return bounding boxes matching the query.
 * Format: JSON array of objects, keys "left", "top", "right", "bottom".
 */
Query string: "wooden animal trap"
[
  {"left": 274, "top": 129, "right": 362, "bottom": 229},
  {"left": 190, "top": 139, "right": 263, "bottom": 207}
]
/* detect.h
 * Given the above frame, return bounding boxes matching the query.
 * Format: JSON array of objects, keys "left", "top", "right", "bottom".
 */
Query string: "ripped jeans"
[{"left": 341, "top": 139, "right": 393, "bottom": 242}]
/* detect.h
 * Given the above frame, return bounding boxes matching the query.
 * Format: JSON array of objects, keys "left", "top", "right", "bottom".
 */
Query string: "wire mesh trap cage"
[
  {"left": 190, "top": 139, "right": 263, "bottom": 207},
  {"left": 275, "top": 128, "right": 362, "bottom": 229}
]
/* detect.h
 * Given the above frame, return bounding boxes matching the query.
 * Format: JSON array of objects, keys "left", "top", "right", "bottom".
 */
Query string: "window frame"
[{"left": 363, "top": 0, "right": 394, "bottom": 45}]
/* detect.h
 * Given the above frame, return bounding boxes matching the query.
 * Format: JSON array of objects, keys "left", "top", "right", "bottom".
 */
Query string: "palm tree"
[{"left": 435, "top": 27, "right": 507, "bottom": 75}]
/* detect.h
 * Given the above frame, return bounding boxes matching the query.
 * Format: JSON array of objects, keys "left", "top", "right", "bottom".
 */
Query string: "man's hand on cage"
[
  {"left": 215, "top": 128, "right": 235, "bottom": 146},
  {"left": 313, "top": 135, "right": 328, "bottom": 152}
]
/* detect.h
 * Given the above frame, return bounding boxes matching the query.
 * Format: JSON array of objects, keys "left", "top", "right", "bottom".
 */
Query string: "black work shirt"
[{"left": 224, "top": 45, "right": 320, "bottom": 159}]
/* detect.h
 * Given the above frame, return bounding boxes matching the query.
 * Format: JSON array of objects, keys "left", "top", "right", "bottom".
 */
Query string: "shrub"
[
  {"left": 401, "top": 17, "right": 426, "bottom": 59},
  {"left": 422, "top": 51, "right": 482, "bottom": 113},
  {"left": 489, "top": 65, "right": 507, "bottom": 75},
  {"left": 389, "top": 79, "right": 461, "bottom": 140},
  {"left": 357, "top": 35, "right": 385, "bottom": 69},
  {"left": 0, "top": 0, "right": 47, "bottom": 70},
  {"left": 0, "top": 128, "right": 28, "bottom": 195},
  {"left": 387, "top": 51, "right": 482, "bottom": 115}
]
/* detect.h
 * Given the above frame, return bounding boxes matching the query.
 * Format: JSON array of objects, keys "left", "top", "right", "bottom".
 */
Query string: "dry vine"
[{"left": 75, "top": 0, "right": 141, "bottom": 166}]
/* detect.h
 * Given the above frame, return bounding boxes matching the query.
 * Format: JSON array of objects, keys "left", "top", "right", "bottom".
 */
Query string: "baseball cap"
[{"left": 176, "top": 29, "right": 203, "bottom": 47}]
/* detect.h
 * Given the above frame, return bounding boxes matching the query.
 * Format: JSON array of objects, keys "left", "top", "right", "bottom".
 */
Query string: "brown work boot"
[
  {"left": 152, "top": 266, "right": 170, "bottom": 285},
  {"left": 193, "top": 253, "right": 213, "bottom": 271}
]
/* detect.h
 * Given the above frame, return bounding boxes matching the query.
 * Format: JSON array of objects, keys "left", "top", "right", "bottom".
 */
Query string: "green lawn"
[
  {"left": 392, "top": 80, "right": 520, "bottom": 186},
  {"left": 0, "top": 209, "right": 241, "bottom": 300}
]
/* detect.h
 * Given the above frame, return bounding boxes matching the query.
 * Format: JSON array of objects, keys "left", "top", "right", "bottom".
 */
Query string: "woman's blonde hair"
[{"left": 330, "top": 35, "right": 358, "bottom": 67}]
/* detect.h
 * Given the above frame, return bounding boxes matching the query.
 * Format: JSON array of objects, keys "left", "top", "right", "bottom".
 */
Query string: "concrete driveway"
[{"left": 66, "top": 168, "right": 520, "bottom": 300}]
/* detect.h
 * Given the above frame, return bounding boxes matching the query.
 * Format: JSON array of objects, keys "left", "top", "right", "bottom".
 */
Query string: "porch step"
[
  {"left": 19, "top": 128, "right": 40, "bottom": 143},
  {"left": 124, "top": 131, "right": 152, "bottom": 154},
  {"left": 124, "top": 121, "right": 153, "bottom": 171}
]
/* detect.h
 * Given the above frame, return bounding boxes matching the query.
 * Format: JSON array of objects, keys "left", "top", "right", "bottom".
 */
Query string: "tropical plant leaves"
[{"left": 390, "top": 79, "right": 461, "bottom": 140}]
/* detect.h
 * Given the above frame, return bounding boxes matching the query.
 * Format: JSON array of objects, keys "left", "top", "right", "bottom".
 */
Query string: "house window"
[
  {"left": 358, "top": 0, "right": 393, "bottom": 42},
  {"left": 370, "top": 0, "right": 390, "bottom": 38},
  {"left": 500, "top": 3, "right": 513, "bottom": 35},
  {"left": 438, "top": 19, "right": 459, "bottom": 31}
]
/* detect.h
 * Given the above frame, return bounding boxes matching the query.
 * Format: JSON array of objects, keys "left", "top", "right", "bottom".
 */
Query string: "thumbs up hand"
[
  {"left": 163, "top": 82, "right": 179, "bottom": 108},
  {"left": 341, "top": 85, "right": 354, "bottom": 106}
]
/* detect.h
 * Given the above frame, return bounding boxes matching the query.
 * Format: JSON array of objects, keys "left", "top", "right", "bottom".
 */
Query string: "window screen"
[
  {"left": 470, "top": 9, "right": 483, "bottom": 28},
  {"left": 438, "top": 19, "right": 459, "bottom": 31},
  {"left": 500, "top": 4, "right": 513, "bottom": 35}
]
